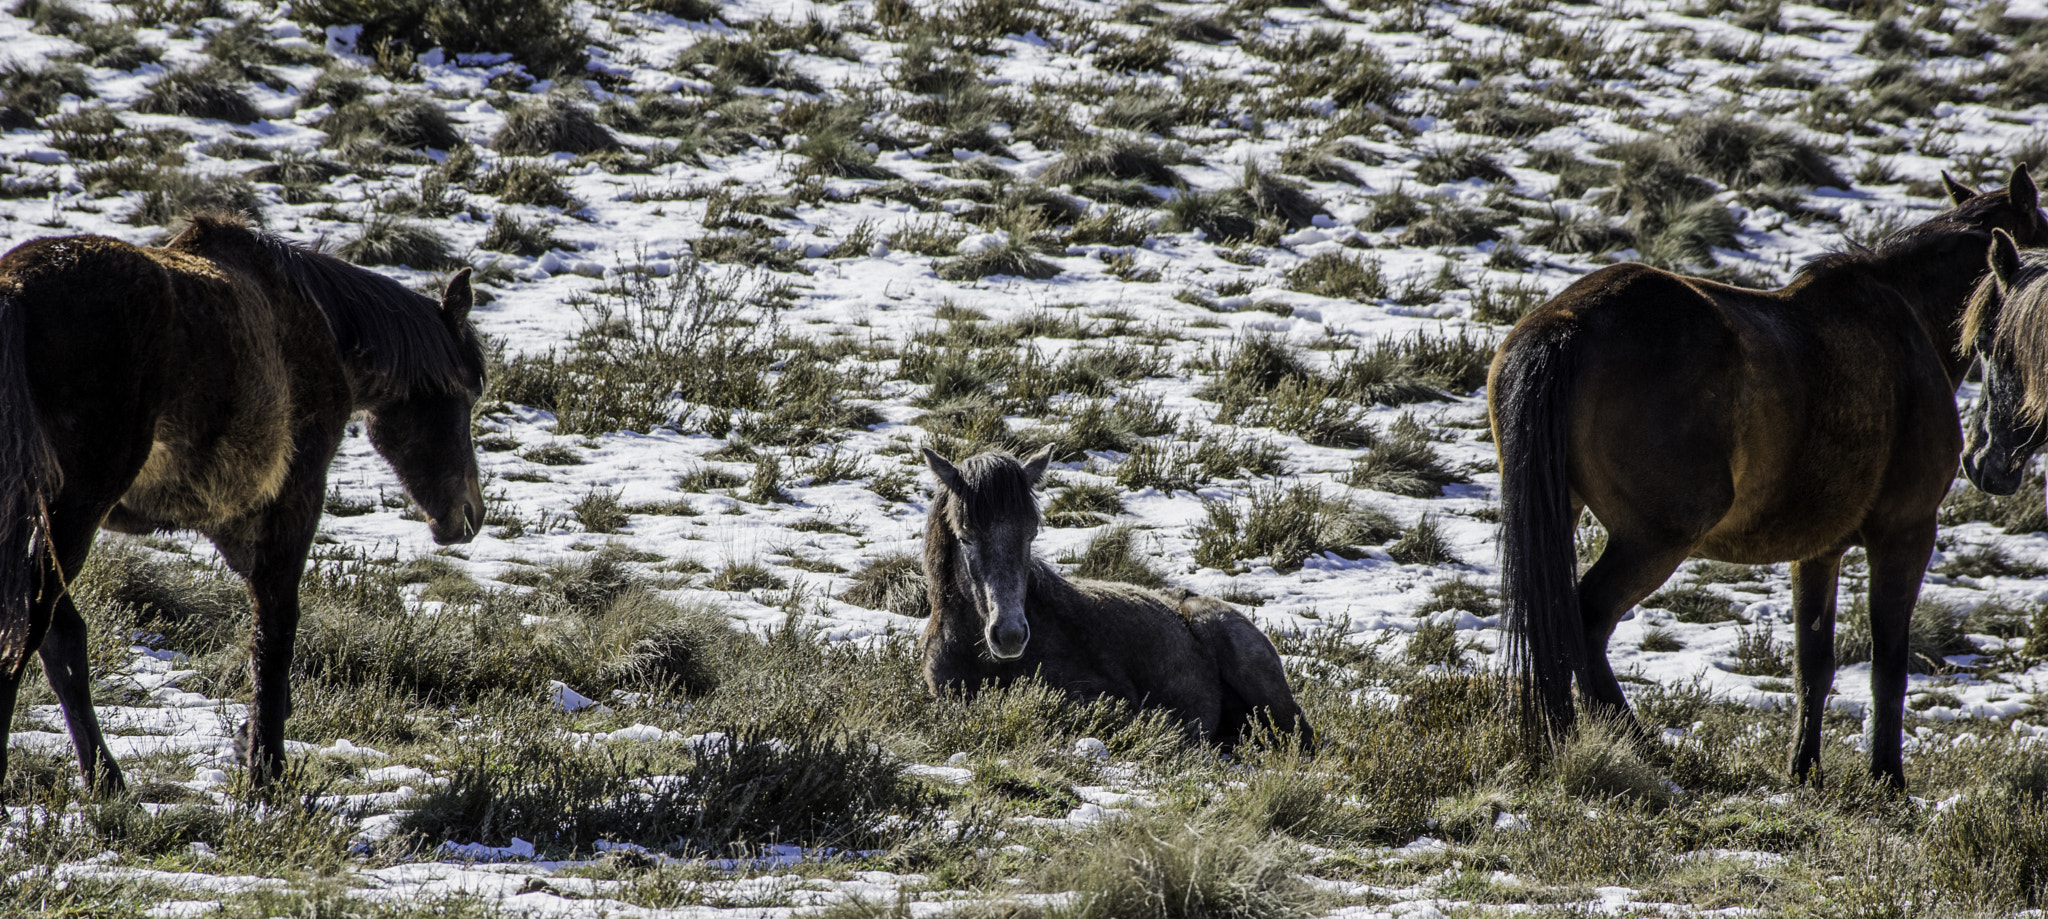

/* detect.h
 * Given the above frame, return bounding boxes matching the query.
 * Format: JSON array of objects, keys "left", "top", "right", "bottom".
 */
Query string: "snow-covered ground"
[{"left": 5, "top": 0, "right": 2048, "bottom": 913}]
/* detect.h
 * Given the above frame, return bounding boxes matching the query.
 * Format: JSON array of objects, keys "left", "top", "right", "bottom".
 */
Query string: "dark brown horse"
[
  {"left": 1961, "top": 230, "right": 2048, "bottom": 496},
  {"left": 1490, "top": 167, "right": 2048, "bottom": 789},
  {"left": 920, "top": 447, "right": 1313, "bottom": 752},
  {"left": 0, "top": 213, "right": 485, "bottom": 791}
]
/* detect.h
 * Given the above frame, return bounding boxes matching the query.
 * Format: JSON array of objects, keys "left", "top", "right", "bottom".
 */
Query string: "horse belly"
[{"left": 115, "top": 405, "right": 295, "bottom": 531}]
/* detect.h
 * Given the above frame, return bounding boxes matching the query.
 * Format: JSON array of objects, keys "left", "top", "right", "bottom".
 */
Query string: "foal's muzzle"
[{"left": 429, "top": 480, "right": 485, "bottom": 544}]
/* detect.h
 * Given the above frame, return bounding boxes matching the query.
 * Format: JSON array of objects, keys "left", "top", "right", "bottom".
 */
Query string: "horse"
[
  {"left": 1961, "top": 230, "right": 2048, "bottom": 497},
  {"left": 919, "top": 446, "right": 1314, "bottom": 752},
  {"left": 0, "top": 212, "right": 486, "bottom": 792},
  {"left": 1489, "top": 166, "right": 2048, "bottom": 789}
]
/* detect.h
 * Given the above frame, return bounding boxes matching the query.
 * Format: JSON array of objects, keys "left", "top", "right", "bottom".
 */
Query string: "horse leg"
[
  {"left": 1575, "top": 532, "right": 1694, "bottom": 728},
  {"left": 1864, "top": 529, "right": 1936, "bottom": 790},
  {"left": 31, "top": 504, "right": 128, "bottom": 794},
  {"left": 1786, "top": 550, "right": 1844, "bottom": 785},
  {"left": 213, "top": 501, "right": 323, "bottom": 787}
]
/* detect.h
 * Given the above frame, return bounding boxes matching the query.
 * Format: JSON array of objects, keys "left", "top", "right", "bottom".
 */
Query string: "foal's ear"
[
  {"left": 1944, "top": 172, "right": 1978, "bottom": 207},
  {"left": 1991, "top": 229, "right": 2022, "bottom": 294},
  {"left": 922, "top": 447, "right": 969, "bottom": 495},
  {"left": 2011, "top": 163, "right": 2039, "bottom": 212},
  {"left": 1021, "top": 444, "right": 1055, "bottom": 486},
  {"left": 440, "top": 267, "right": 475, "bottom": 326}
]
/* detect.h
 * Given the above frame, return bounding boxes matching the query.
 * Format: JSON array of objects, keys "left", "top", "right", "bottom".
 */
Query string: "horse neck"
[{"left": 1862, "top": 236, "right": 1995, "bottom": 382}]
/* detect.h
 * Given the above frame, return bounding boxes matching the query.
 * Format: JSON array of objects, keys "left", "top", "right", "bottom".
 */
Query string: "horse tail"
[
  {"left": 0, "top": 286, "right": 57, "bottom": 669},
  {"left": 1492, "top": 320, "right": 1583, "bottom": 750}
]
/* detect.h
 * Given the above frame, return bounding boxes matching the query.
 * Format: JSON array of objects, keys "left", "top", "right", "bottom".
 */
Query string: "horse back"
[
  {"left": 0, "top": 233, "right": 346, "bottom": 532},
  {"left": 1500, "top": 262, "right": 1958, "bottom": 561}
]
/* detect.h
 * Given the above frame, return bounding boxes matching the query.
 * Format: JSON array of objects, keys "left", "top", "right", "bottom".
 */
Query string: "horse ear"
[
  {"left": 1991, "top": 229, "right": 2021, "bottom": 294},
  {"left": 922, "top": 448, "right": 968, "bottom": 495},
  {"left": 2011, "top": 164, "right": 2039, "bottom": 212},
  {"left": 1021, "top": 445, "right": 1055, "bottom": 486},
  {"left": 440, "top": 268, "right": 474, "bottom": 326},
  {"left": 1944, "top": 172, "right": 1977, "bottom": 207}
]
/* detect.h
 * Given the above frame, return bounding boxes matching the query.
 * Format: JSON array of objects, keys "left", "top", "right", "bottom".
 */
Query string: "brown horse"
[
  {"left": 0, "top": 213, "right": 485, "bottom": 792},
  {"left": 920, "top": 447, "right": 1313, "bottom": 752},
  {"left": 1961, "top": 230, "right": 2048, "bottom": 496},
  {"left": 1490, "top": 167, "right": 2048, "bottom": 789}
]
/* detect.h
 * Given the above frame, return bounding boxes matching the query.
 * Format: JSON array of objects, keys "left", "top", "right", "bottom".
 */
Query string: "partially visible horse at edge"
[
  {"left": 1961, "top": 230, "right": 2048, "bottom": 497},
  {"left": 1490, "top": 167, "right": 2048, "bottom": 789},
  {"left": 0, "top": 212, "right": 486, "bottom": 792},
  {"left": 920, "top": 447, "right": 1314, "bottom": 752}
]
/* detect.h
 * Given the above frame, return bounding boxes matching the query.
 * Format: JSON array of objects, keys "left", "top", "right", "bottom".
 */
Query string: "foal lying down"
[{"left": 919, "top": 447, "right": 1314, "bottom": 752}]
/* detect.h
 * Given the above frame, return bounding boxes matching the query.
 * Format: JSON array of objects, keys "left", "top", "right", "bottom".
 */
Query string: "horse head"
[
  {"left": 1963, "top": 230, "right": 2048, "bottom": 495},
  {"left": 923, "top": 445, "right": 1054, "bottom": 660},
  {"left": 364, "top": 269, "right": 487, "bottom": 544}
]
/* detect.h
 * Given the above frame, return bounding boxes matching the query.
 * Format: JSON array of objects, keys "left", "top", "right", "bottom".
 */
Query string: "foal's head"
[
  {"left": 923, "top": 446, "right": 1054, "bottom": 660},
  {"left": 365, "top": 269, "right": 487, "bottom": 545},
  {"left": 1963, "top": 231, "right": 2048, "bottom": 495}
]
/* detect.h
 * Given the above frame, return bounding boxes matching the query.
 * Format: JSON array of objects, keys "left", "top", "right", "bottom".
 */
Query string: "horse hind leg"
[
  {"left": 1574, "top": 528, "right": 1698, "bottom": 730},
  {"left": 35, "top": 508, "right": 125, "bottom": 794},
  {"left": 1787, "top": 550, "right": 1844, "bottom": 785}
]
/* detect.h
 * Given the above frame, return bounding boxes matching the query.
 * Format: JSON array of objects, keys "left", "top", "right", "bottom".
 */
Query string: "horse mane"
[
  {"left": 1796, "top": 190, "right": 2012, "bottom": 282},
  {"left": 1962, "top": 250, "right": 2048, "bottom": 424},
  {"left": 167, "top": 212, "right": 481, "bottom": 403}
]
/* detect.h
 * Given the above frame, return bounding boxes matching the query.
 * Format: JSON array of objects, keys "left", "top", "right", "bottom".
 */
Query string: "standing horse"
[
  {"left": 1490, "top": 167, "right": 2048, "bottom": 789},
  {"left": 0, "top": 212, "right": 485, "bottom": 791},
  {"left": 1961, "top": 230, "right": 2048, "bottom": 496},
  {"left": 920, "top": 447, "right": 1313, "bottom": 751}
]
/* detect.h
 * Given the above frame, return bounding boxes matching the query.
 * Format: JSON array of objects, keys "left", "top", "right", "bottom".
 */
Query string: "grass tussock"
[{"left": 1191, "top": 484, "right": 1401, "bottom": 574}]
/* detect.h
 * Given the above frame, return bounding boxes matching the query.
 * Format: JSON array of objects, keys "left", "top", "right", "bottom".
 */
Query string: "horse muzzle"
[
  {"left": 429, "top": 482, "right": 486, "bottom": 545},
  {"left": 1963, "top": 450, "right": 2027, "bottom": 496},
  {"left": 986, "top": 620, "right": 1030, "bottom": 660}
]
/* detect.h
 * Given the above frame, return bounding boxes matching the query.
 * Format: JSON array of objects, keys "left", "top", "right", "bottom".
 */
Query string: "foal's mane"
[
  {"left": 168, "top": 213, "right": 480, "bottom": 402},
  {"left": 1961, "top": 250, "right": 2048, "bottom": 423}
]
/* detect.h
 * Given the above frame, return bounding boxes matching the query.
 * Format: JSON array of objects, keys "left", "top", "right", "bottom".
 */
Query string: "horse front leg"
[
  {"left": 1864, "top": 529, "right": 1936, "bottom": 791},
  {"left": 213, "top": 479, "right": 326, "bottom": 788},
  {"left": 1786, "top": 549, "right": 1843, "bottom": 785}
]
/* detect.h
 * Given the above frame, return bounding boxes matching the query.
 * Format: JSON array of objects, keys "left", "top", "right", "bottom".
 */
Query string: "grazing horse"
[
  {"left": 1961, "top": 230, "right": 2048, "bottom": 496},
  {"left": 920, "top": 447, "right": 1313, "bottom": 751},
  {"left": 0, "top": 212, "right": 486, "bottom": 791},
  {"left": 1490, "top": 167, "right": 2048, "bottom": 789}
]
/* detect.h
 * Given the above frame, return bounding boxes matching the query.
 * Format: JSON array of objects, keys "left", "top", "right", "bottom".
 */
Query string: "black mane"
[
  {"left": 1797, "top": 190, "right": 2013, "bottom": 281},
  {"left": 176, "top": 213, "right": 480, "bottom": 403}
]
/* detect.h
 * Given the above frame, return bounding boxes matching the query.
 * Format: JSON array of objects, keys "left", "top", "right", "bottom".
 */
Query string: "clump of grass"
[
  {"left": 0, "top": 60, "right": 91, "bottom": 129},
  {"left": 1191, "top": 485, "right": 1402, "bottom": 574},
  {"left": 1468, "top": 280, "right": 1549, "bottom": 326},
  {"left": 838, "top": 553, "right": 929, "bottom": 618},
  {"left": 1163, "top": 188, "right": 1260, "bottom": 242},
  {"left": 117, "top": 168, "right": 263, "bottom": 228},
  {"left": 337, "top": 214, "right": 463, "bottom": 270},
  {"left": 1644, "top": 585, "right": 1742, "bottom": 624},
  {"left": 521, "top": 442, "right": 583, "bottom": 466},
  {"left": 707, "top": 561, "right": 787, "bottom": 592},
  {"left": 1551, "top": 713, "right": 1671, "bottom": 807},
  {"left": 1285, "top": 251, "right": 1385, "bottom": 300},
  {"left": 1332, "top": 329, "right": 1493, "bottom": 405},
  {"left": 294, "top": 0, "right": 588, "bottom": 77},
  {"left": 401, "top": 718, "right": 925, "bottom": 856},
  {"left": 1387, "top": 513, "right": 1461, "bottom": 566},
  {"left": 1349, "top": 415, "right": 1470, "bottom": 497},
  {"left": 1234, "top": 160, "right": 1327, "bottom": 230},
  {"left": 1042, "top": 813, "right": 1314, "bottom": 919},
  {"left": 491, "top": 93, "right": 620, "bottom": 156},
  {"left": 1061, "top": 524, "right": 1167, "bottom": 588},
  {"left": 481, "top": 210, "right": 561, "bottom": 257},
  {"left": 1116, "top": 430, "right": 1287, "bottom": 493},
  {"left": 572, "top": 489, "right": 629, "bottom": 534},
  {"left": 1730, "top": 622, "right": 1790, "bottom": 677},
  {"left": 1414, "top": 145, "right": 1511, "bottom": 185},
  {"left": 318, "top": 95, "right": 463, "bottom": 152},
  {"left": 473, "top": 159, "right": 580, "bottom": 210},
  {"left": 934, "top": 231, "right": 1061, "bottom": 281},
  {"left": 136, "top": 63, "right": 258, "bottom": 124},
  {"left": 674, "top": 31, "right": 821, "bottom": 92},
  {"left": 1639, "top": 626, "right": 1684, "bottom": 652},
  {"left": 1835, "top": 597, "right": 1977, "bottom": 672},
  {"left": 1357, "top": 183, "right": 1424, "bottom": 232},
  {"left": 1937, "top": 543, "right": 2048, "bottom": 579},
  {"left": 1671, "top": 116, "right": 1848, "bottom": 189},
  {"left": 1044, "top": 481, "right": 1125, "bottom": 528},
  {"left": 1526, "top": 206, "right": 1630, "bottom": 255},
  {"left": 1940, "top": 482, "right": 2048, "bottom": 534},
  {"left": 1043, "top": 137, "right": 1185, "bottom": 188}
]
